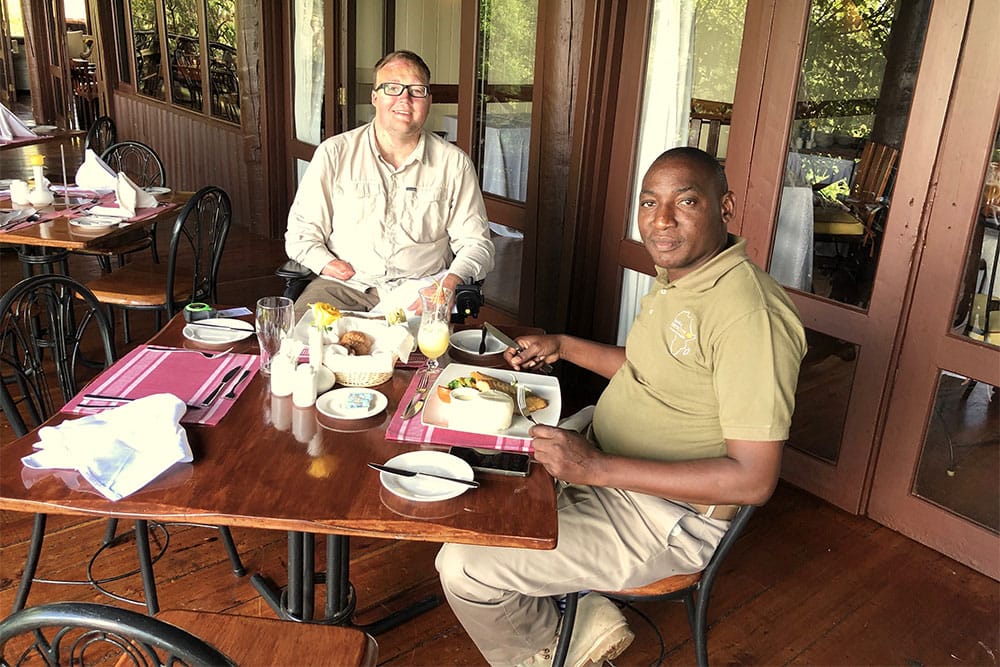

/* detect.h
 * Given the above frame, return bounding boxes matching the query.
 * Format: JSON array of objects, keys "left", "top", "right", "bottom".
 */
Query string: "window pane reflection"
[
  {"left": 954, "top": 128, "right": 1000, "bottom": 345},
  {"left": 165, "top": 0, "right": 202, "bottom": 111},
  {"left": 474, "top": 0, "right": 538, "bottom": 203},
  {"left": 913, "top": 372, "right": 998, "bottom": 533},
  {"left": 132, "top": 0, "right": 164, "bottom": 100},
  {"left": 768, "top": 0, "right": 930, "bottom": 309},
  {"left": 786, "top": 329, "right": 858, "bottom": 464},
  {"left": 208, "top": 0, "right": 239, "bottom": 124}
]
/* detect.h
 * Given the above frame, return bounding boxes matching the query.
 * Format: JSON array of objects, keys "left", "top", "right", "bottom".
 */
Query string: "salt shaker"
[
  {"left": 9, "top": 180, "right": 30, "bottom": 206},
  {"left": 292, "top": 363, "right": 317, "bottom": 408},
  {"left": 270, "top": 354, "right": 296, "bottom": 397}
]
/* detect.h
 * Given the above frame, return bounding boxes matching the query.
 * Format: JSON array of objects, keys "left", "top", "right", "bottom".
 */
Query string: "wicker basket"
[{"left": 335, "top": 370, "right": 394, "bottom": 387}]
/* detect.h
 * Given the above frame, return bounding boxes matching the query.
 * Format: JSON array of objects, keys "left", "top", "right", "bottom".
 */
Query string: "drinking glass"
[
  {"left": 417, "top": 285, "right": 453, "bottom": 372},
  {"left": 255, "top": 296, "right": 295, "bottom": 375}
]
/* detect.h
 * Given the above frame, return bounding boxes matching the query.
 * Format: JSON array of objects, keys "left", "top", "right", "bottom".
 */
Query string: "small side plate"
[{"left": 317, "top": 387, "right": 387, "bottom": 420}]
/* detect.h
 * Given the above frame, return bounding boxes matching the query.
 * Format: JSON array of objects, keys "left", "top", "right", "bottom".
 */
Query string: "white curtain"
[
  {"left": 293, "top": 0, "right": 325, "bottom": 145},
  {"left": 616, "top": 0, "right": 697, "bottom": 344}
]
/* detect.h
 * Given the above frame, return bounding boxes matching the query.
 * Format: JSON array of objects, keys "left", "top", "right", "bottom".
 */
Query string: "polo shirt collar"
[{"left": 655, "top": 235, "right": 749, "bottom": 292}]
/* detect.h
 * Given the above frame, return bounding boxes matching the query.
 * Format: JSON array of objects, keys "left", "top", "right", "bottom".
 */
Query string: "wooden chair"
[
  {"left": 0, "top": 275, "right": 244, "bottom": 616},
  {"left": 83, "top": 115, "right": 116, "bottom": 156},
  {"left": 85, "top": 186, "right": 232, "bottom": 344},
  {"left": 688, "top": 98, "right": 732, "bottom": 162},
  {"left": 0, "top": 603, "right": 378, "bottom": 666},
  {"left": 813, "top": 140, "right": 899, "bottom": 253},
  {"left": 553, "top": 505, "right": 757, "bottom": 667}
]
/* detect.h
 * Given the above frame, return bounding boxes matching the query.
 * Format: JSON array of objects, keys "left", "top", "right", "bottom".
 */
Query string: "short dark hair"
[
  {"left": 374, "top": 50, "right": 432, "bottom": 84},
  {"left": 654, "top": 146, "right": 729, "bottom": 193}
]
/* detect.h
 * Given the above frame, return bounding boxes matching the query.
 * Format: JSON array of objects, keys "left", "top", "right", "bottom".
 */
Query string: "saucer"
[
  {"left": 378, "top": 450, "right": 475, "bottom": 502},
  {"left": 317, "top": 387, "right": 387, "bottom": 420}
]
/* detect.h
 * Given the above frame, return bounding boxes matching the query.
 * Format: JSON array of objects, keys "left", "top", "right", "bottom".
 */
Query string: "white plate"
[
  {"left": 143, "top": 186, "right": 172, "bottom": 196},
  {"left": 379, "top": 450, "right": 475, "bottom": 502},
  {"left": 182, "top": 318, "right": 255, "bottom": 344},
  {"left": 421, "top": 363, "right": 561, "bottom": 440},
  {"left": 317, "top": 387, "right": 387, "bottom": 420},
  {"left": 33, "top": 125, "right": 57, "bottom": 134},
  {"left": 69, "top": 215, "right": 121, "bottom": 228},
  {"left": 449, "top": 329, "right": 507, "bottom": 356}
]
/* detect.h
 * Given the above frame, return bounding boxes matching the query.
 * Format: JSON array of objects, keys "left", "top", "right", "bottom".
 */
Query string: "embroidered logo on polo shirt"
[{"left": 669, "top": 310, "right": 697, "bottom": 356}]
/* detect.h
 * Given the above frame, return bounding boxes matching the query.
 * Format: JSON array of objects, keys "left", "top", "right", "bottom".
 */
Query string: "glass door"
[
  {"left": 741, "top": 0, "right": 966, "bottom": 512},
  {"left": 866, "top": 0, "right": 999, "bottom": 578}
]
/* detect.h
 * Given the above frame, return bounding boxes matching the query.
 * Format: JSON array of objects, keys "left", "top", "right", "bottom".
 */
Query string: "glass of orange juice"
[{"left": 417, "top": 284, "right": 454, "bottom": 372}]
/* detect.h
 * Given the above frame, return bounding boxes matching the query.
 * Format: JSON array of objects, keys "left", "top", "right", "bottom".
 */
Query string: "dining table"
[
  {"left": 0, "top": 312, "right": 559, "bottom": 631},
  {"left": 0, "top": 190, "right": 188, "bottom": 279}
]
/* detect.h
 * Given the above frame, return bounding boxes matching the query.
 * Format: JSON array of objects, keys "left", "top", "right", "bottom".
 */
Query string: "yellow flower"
[
  {"left": 310, "top": 302, "right": 342, "bottom": 329},
  {"left": 29, "top": 155, "right": 44, "bottom": 167}
]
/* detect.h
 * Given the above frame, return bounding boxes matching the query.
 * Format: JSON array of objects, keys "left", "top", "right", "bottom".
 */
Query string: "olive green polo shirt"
[{"left": 592, "top": 236, "right": 806, "bottom": 462}]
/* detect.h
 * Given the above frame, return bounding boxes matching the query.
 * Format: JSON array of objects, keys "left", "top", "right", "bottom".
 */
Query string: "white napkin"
[
  {"left": 320, "top": 316, "right": 414, "bottom": 373},
  {"left": 370, "top": 271, "right": 450, "bottom": 316},
  {"left": 89, "top": 172, "right": 159, "bottom": 218},
  {"left": 74, "top": 148, "right": 118, "bottom": 191},
  {"left": 0, "top": 103, "right": 36, "bottom": 140},
  {"left": 21, "top": 394, "right": 193, "bottom": 501}
]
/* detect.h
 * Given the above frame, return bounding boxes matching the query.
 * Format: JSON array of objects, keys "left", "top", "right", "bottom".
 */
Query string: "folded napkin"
[
  {"left": 315, "top": 315, "right": 414, "bottom": 373},
  {"left": 75, "top": 148, "right": 118, "bottom": 191},
  {"left": 21, "top": 394, "right": 193, "bottom": 501},
  {"left": 88, "top": 173, "right": 159, "bottom": 218},
  {"left": 0, "top": 103, "right": 36, "bottom": 140}
]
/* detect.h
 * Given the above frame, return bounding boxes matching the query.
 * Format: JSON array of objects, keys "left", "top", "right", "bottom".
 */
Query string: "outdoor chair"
[
  {"left": 0, "top": 602, "right": 378, "bottom": 666},
  {"left": 86, "top": 186, "right": 232, "bottom": 345},
  {"left": 83, "top": 116, "right": 116, "bottom": 156},
  {"left": 553, "top": 505, "right": 757, "bottom": 667},
  {"left": 0, "top": 275, "right": 245, "bottom": 616}
]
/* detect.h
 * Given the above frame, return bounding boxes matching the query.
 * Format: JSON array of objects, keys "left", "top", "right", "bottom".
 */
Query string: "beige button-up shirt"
[{"left": 285, "top": 123, "right": 494, "bottom": 293}]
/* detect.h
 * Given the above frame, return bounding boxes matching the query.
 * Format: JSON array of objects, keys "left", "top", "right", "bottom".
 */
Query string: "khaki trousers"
[
  {"left": 435, "top": 483, "right": 729, "bottom": 666},
  {"left": 293, "top": 278, "right": 380, "bottom": 318}
]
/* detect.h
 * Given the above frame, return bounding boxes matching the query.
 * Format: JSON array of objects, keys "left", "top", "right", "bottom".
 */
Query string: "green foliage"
[{"left": 478, "top": 0, "right": 537, "bottom": 86}]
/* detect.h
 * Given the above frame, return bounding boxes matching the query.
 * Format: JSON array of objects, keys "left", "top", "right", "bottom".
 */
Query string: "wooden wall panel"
[{"left": 112, "top": 95, "right": 264, "bottom": 235}]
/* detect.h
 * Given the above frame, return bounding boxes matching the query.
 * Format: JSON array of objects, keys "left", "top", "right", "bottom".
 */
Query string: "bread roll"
[{"left": 339, "top": 330, "right": 372, "bottom": 356}]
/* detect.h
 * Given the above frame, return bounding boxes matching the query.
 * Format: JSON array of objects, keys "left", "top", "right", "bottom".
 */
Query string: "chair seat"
[
  {"left": 605, "top": 571, "right": 703, "bottom": 598},
  {"left": 86, "top": 263, "right": 194, "bottom": 307},
  {"left": 155, "top": 610, "right": 377, "bottom": 666}
]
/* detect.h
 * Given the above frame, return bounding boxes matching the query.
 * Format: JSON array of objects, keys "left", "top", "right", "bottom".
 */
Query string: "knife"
[
  {"left": 483, "top": 323, "right": 554, "bottom": 374},
  {"left": 201, "top": 366, "right": 242, "bottom": 406},
  {"left": 402, "top": 371, "right": 434, "bottom": 419},
  {"left": 190, "top": 321, "right": 253, "bottom": 333},
  {"left": 368, "top": 463, "right": 480, "bottom": 488}
]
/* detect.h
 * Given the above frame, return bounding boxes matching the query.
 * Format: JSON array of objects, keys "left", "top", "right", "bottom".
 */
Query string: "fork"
[
  {"left": 146, "top": 345, "right": 233, "bottom": 359},
  {"left": 516, "top": 385, "right": 538, "bottom": 425}
]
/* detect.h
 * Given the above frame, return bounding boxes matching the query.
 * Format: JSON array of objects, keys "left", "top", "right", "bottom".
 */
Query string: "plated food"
[{"left": 436, "top": 371, "right": 548, "bottom": 414}]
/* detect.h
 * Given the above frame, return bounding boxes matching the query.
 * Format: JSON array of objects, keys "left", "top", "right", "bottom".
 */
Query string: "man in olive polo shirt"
[{"left": 436, "top": 147, "right": 807, "bottom": 667}]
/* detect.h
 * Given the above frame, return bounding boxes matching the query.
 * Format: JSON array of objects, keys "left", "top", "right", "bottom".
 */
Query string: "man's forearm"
[{"left": 558, "top": 335, "right": 626, "bottom": 379}]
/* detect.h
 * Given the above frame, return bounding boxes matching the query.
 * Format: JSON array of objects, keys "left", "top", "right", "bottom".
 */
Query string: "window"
[{"left": 128, "top": 0, "right": 240, "bottom": 124}]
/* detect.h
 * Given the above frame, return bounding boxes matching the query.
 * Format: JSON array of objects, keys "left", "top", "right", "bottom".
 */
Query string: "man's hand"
[
  {"left": 528, "top": 425, "right": 607, "bottom": 484},
  {"left": 505, "top": 335, "right": 561, "bottom": 372},
  {"left": 321, "top": 259, "right": 356, "bottom": 281},
  {"left": 408, "top": 273, "right": 464, "bottom": 315}
]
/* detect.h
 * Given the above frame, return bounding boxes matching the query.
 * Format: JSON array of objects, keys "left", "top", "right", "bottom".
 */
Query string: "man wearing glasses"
[{"left": 285, "top": 50, "right": 494, "bottom": 316}]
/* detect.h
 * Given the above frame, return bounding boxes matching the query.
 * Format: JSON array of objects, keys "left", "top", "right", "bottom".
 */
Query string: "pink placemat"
[
  {"left": 385, "top": 373, "right": 533, "bottom": 453},
  {"left": 62, "top": 345, "right": 260, "bottom": 426}
]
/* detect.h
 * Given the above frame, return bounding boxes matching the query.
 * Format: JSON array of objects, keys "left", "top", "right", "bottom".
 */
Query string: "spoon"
[{"left": 479, "top": 325, "right": 488, "bottom": 355}]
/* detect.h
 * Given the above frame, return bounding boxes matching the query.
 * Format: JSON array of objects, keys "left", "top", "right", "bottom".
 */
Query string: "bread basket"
[{"left": 334, "top": 369, "right": 393, "bottom": 388}]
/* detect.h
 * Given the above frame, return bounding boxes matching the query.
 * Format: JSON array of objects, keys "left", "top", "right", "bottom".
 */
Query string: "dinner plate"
[
  {"left": 378, "top": 450, "right": 475, "bottom": 502},
  {"left": 33, "top": 125, "right": 57, "bottom": 134},
  {"left": 421, "top": 363, "right": 561, "bottom": 440},
  {"left": 69, "top": 215, "right": 121, "bottom": 228},
  {"left": 143, "top": 186, "right": 172, "bottom": 196},
  {"left": 317, "top": 387, "right": 387, "bottom": 420},
  {"left": 182, "top": 318, "right": 255, "bottom": 345},
  {"left": 449, "top": 329, "right": 507, "bottom": 356}
]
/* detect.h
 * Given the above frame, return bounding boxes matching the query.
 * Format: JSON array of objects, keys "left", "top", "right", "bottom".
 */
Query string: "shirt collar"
[
  {"left": 365, "top": 123, "right": 427, "bottom": 171},
  {"left": 655, "top": 235, "right": 749, "bottom": 292}
]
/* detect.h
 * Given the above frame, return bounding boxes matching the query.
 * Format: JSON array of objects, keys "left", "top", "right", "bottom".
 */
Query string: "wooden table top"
[
  {"left": 0, "top": 191, "right": 189, "bottom": 250},
  {"left": 0, "top": 314, "right": 558, "bottom": 550}
]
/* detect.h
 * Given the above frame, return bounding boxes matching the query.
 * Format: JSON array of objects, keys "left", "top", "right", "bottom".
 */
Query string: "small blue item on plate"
[{"left": 345, "top": 391, "right": 374, "bottom": 411}]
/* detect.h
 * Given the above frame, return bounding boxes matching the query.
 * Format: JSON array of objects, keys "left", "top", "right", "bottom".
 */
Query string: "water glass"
[{"left": 255, "top": 296, "right": 295, "bottom": 375}]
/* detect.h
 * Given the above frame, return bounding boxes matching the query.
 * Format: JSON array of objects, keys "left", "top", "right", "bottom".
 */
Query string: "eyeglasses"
[{"left": 374, "top": 82, "right": 430, "bottom": 98}]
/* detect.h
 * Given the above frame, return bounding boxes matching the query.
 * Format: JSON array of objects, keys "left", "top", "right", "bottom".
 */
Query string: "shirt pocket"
[
  {"left": 399, "top": 186, "right": 449, "bottom": 242},
  {"left": 332, "top": 181, "right": 382, "bottom": 229}
]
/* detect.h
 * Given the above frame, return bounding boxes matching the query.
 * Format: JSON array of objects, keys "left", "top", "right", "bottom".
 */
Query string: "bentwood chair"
[
  {"left": 85, "top": 186, "right": 232, "bottom": 344},
  {"left": 83, "top": 115, "right": 116, "bottom": 156},
  {"left": 0, "top": 602, "right": 379, "bottom": 666},
  {"left": 553, "top": 505, "right": 757, "bottom": 667},
  {"left": 0, "top": 275, "right": 244, "bottom": 616}
]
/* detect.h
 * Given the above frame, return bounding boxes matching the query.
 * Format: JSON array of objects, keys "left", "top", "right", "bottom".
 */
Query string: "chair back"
[
  {"left": 688, "top": 98, "right": 732, "bottom": 161},
  {"left": 101, "top": 141, "right": 166, "bottom": 188},
  {"left": 695, "top": 504, "right": 756, "bottom": 596},
  {"left": 0, "top": 275, "right": 116, "bottom": 438},
  {"left": 164, "top": 186, "right": 233, "bottom": 317},
  {"left": 0, "top": 602, "right": 236, "bottom": 666},
  {"left": 850, "top": 141, "right": 898, "bottom": 204},
  {"left": 84, "top": 116, "right": 116, "bottom": 155}
]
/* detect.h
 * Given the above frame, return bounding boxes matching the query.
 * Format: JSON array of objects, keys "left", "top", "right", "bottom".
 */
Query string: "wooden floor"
[{"left": 1, "top": 225, "right": 998, "bottom": 665}]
